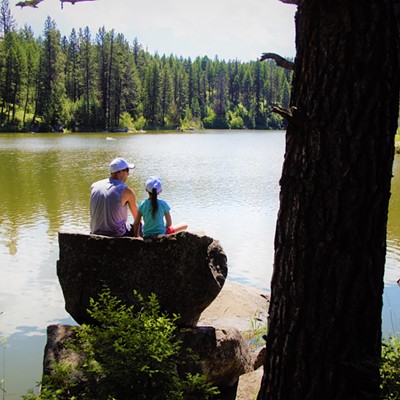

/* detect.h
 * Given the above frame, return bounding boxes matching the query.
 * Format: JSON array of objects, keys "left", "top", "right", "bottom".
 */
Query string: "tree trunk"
[{"left": 258, "top": 1, "right": 400, "bottom": 399}]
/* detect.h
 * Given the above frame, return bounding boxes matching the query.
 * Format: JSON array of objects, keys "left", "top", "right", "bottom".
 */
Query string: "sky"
[{"left": 11, "top": 0, "right": 296, "bottom": 62}]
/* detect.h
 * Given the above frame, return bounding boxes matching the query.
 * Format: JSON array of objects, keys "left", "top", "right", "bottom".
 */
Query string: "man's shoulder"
[
  {"left": 91, "top": 178, "right": 108, "bottom": 189},
  {"left": 92, "top": 178, "right": 127, "bottom": 193},
  {"left": 92, "top": 177, "right": 109, "bottom": 185},
  {"left": 122, "top": 184, "right": 135, "bottom": 195}
]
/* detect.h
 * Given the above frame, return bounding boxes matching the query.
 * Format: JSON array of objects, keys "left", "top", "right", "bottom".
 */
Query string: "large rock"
[
  {"left": 43, "top": 325, "right": 82, "bottom": 376},
  {"left": 43, "top": 324, "right": 253, "bottom": 399},
  {"left": 177, "top": 326, "right": 254, "bottom": 387},
  {"left": 57, "top": 231, "right": 227, "bottom": 327}
]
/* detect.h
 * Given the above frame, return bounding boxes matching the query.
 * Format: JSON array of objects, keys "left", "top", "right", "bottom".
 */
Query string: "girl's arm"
[
  {"left": 165, "top": 211, "right": 172, "bottom": 228},
  {"left": 133, "top": 211, "right": 142, "bottom": 237}
]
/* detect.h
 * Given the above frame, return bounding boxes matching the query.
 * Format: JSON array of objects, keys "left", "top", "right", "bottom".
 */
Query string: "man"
[{"left": 90, "top": 157, "right": 138, "bottom": 237}]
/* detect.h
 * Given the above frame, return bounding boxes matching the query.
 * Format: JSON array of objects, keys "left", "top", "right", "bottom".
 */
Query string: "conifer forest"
[{"left": 0, "top": 4, "right": 292, "bottom": 132}]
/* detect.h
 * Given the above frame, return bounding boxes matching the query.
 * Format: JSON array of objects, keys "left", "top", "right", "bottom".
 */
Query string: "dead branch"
[
  {"left": 272, "top": 106, "right": 294, "bottom": 119},
  {"left": 272, "top": 106, "right": 303, "bottom": 124},
  {"left": 16, "top": 0, "right": 95, "bottom": 8},
  {"left": 260, "top": 53, "right": 295, "bottom": 70}
]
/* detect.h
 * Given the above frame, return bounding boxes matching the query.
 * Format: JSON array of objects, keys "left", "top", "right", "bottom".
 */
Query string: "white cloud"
[{"left": 12, "top": 0, "right": 296, "bottom": 61}]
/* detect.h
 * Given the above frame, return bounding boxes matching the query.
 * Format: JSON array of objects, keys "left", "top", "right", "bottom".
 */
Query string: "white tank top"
[{"left": 90, "top": 178, "right": 128, "bottom": 236}]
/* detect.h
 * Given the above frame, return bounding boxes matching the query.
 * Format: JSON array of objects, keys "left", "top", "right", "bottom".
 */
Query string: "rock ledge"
[{"left": 57, "top": 230, "right": 228, "bottom": 327}]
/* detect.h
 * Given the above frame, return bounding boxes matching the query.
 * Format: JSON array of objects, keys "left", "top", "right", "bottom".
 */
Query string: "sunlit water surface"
[{"left": 0, "top": 130, "right": 400, "bottom": 398}]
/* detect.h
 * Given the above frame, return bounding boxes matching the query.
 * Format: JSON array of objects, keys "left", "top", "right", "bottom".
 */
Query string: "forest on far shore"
[{"left": 0, "top": 1, "right": 292, "bottom": 132}]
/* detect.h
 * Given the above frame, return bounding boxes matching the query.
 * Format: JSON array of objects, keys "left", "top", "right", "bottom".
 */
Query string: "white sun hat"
[{"left": 109, "top": 157, "right": 135, "bottom": 173}]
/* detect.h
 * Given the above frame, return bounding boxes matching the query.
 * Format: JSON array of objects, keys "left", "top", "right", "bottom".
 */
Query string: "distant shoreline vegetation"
[
  {"left": 0, "top": 8, "right": 292, "bottom": 133},
  {"left": 395, "top": 130, "right": 400, "bottom": 154}
]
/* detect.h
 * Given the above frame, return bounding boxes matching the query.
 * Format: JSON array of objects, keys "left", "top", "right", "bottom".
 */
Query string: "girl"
[{"left": 134, "top": 176, "right": 188, "bottom": 238}]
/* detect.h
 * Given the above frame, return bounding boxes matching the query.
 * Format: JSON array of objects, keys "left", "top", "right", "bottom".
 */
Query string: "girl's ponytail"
[
  {"left": 145, "top": 176, "right": 162, "bottom": 218},
  {"left": 150, "top": 188, "right": 158, "bottom": 217}
]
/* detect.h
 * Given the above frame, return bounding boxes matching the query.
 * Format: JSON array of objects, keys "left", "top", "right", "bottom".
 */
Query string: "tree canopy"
[{"left": 0, "top": 1, "right": 292, "bottom": 132}]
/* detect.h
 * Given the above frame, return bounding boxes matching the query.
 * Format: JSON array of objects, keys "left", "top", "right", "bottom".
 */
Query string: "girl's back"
[
  {"left": 134, "top": 176, "right": 188, "bottom": 238},
  {"left": 139, "top": 197, "right": 170, "bottom": 237}
]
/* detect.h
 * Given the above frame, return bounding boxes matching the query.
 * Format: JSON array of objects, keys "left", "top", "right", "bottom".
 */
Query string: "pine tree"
[
  {"left": 0, "top": 0, "right": 15, "bottom": 36},
  {"left": 36, "top": 17, "right": 67, "bottom": 129}
]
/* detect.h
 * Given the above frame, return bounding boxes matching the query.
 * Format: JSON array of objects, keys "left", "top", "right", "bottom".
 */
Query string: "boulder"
[
  {"left": 43, "top": 324, "right": 82, "bottom": 376},
  {"left": 43, "top": 324, "right": 253, "bottom": 398},
  {"left": 252, "top": 346, "right": 267, "bottom": 371},
  {"left": 177, "top": 326, "right": 254, "bottom": 387},
  {"left": 57, "top": 231, "right": 228, "bottom": 327}
]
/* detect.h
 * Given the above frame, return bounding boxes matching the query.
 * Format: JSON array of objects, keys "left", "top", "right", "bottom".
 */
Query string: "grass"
[
  {"left": 242, "top": 309, "right": 268, "bottom": 350},
  {"left": 1, "top": 336, "right": 7, "bottom": 400}
]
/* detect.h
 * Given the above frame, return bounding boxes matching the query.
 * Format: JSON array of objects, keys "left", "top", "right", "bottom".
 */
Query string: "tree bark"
[{"left": 258, "top": 1, "right": 400, "bottom": 399}]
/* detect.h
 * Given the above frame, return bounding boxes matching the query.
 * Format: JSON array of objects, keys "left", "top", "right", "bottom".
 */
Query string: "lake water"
[{"left": 1, "top": 130, "right": 400, "bottom": 398}]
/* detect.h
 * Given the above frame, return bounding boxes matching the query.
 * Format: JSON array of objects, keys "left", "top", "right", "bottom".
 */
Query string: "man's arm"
[{"left": 121, "top": 186, "right": 138, "bottom": 219}]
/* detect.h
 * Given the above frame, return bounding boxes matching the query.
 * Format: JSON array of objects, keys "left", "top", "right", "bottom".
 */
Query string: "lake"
[{"left": 1, "top": 130, "right": 400, "bottom": 398}]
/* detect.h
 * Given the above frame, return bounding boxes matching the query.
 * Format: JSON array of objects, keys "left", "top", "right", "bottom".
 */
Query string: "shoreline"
[
  {"left": 199, "top": 280, "right": 269, "bottom": 333},
  {"left": 199, "top": 280, "right": 269, "bottom": 400}
]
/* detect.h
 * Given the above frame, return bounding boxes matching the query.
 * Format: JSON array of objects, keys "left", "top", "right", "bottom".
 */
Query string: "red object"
[{"left": 166, "top": 226, "right": 175, "bottom": 234}]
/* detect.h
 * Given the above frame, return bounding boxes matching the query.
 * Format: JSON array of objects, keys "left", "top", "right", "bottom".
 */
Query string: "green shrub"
[
  {"left": 381, "top": 336, "right": 400, "bottom": 399},
  {"left": 133, "top": 116, "right": 146, "bottom": 131},
  {"left": 229, "top": 116, "right": 244, "bottom": 130},
  {"left": 24, "top": 289, "right": 219, "bottom": 400},
  {"left": 118, "top": 112, "right": 134, "bottom": 131}
]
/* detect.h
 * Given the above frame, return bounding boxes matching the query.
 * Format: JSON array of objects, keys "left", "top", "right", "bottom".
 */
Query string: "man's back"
[{"left": 90, "top": 178, "right": 128, "bottom": 236}]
